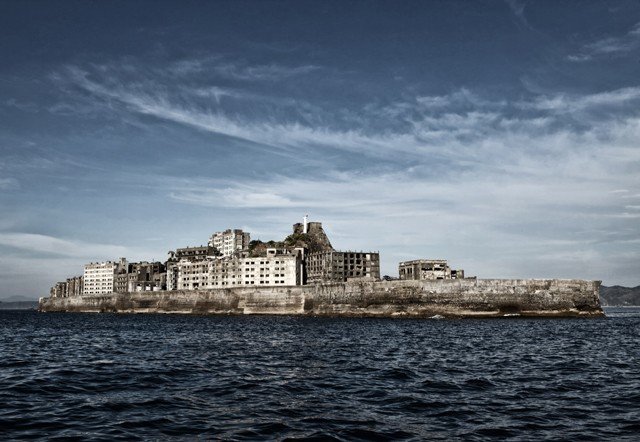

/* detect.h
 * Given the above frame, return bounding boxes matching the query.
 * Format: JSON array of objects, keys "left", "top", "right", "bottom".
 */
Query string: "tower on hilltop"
[{"left": 290, "top": 216, "right": 334, "bottom": 253}]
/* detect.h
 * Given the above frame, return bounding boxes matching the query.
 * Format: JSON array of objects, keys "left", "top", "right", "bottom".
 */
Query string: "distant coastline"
[
  {"left": 599, "top": 286, "right": 640, "bottom": 307},
  {"left": 0, "top": 300, "right": 38, "bottom": 310}
]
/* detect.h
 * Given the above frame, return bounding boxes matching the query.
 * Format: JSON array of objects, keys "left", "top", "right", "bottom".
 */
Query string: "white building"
[
  {"left": 170, "top": 249, "right": 302, "bottom": 291},
  {"left": 83, "top": 261, "right": 118, "bottom": 295},
  {"left": 208, "top": 229, "right": 250, "bottom": 257}
]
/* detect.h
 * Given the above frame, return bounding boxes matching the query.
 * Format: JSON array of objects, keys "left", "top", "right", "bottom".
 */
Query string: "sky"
[{"left": 1, "top": 0, "right": 640, "bottom": 299}]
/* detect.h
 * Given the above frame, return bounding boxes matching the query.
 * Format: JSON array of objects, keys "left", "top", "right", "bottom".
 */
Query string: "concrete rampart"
[{"left": 39, "top": 278, "right": 603, "bottom": 318}]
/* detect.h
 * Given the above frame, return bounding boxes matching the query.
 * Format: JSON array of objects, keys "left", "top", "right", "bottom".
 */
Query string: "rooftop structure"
[{"left": 398, "top": 259, "right": 464, "bottom": 281}]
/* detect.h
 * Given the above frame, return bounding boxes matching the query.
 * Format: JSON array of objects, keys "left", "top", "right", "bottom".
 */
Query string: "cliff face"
[{"left": 39, "top": 279, "right": 603, "bottom": 318}]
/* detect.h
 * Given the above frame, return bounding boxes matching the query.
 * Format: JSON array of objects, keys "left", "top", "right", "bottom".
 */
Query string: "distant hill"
[
  {"left": 0, "top": 300, "right": 38, "bottom": 310},
  {"left": 3, "top": 295, "right": 38, "bottom": 302},
  {"left": 600, "top": 286, "right": 640, "bottom": 306}
]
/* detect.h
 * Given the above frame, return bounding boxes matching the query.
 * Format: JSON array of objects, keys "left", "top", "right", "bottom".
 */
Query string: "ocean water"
[{"left": 1, "top": 308, "right": 639, "bottom": 440}]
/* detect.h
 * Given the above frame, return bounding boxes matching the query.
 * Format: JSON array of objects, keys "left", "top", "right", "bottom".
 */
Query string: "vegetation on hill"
[
  {"left": 600, "top": 286, "right": 640, "bottom": 306},
  {"left": 247, "top": 230, "right": 335, "bottom": 257}
]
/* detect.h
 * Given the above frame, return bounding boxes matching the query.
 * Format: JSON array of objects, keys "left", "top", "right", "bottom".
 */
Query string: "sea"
[{"left": 1, "top": 308, "right": 639, "bottom": 441}]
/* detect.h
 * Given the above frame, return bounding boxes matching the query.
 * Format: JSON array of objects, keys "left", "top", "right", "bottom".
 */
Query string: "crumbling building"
[{"left": 398, "top": 259, "right": 464, "bottom": 281}]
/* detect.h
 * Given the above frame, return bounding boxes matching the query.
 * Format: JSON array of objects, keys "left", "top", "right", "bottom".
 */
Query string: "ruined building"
[
  {"left": 167, "top": 248, "right": 304, "bottom": 290},
  {"left": 50, "top": 218, "right": 383, "bottom": 296},
  {"left": 398, "top": 259, "right": 464, "bottom": 281},
  {"left": 288, "top": 219, "right": 381, "bottom": 283},
  {"left": 114, "top": 261, "right": 166, "bottom": 293},
  {"left": 306, "top": 251, "right": 381, "bottom": 283},
  {"left": 209, "top": 229, "right": 250, "bottom": 257}
]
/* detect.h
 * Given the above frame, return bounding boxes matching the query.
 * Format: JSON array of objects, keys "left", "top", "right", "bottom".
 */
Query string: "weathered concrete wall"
[{"left": 39, "top": 278, "right": 603, "bottom": 318}]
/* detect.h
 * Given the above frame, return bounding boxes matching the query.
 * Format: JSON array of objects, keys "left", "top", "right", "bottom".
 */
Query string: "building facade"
[
  {"left": 169, "top": 249, "right": 303, "bottom": 291},
  {"left": 306, "top": 251, "right": 380, "bottom": 284},
  {"left": 66, "top": 276, "right": 84, "bottom": 297},
  {"left": 398, "top": 259, "right": 465, "bottom": 280},
  {"left": 114, "top": 261, "right": 166, "bottom": 293},
  {"left": 208, "top": 229, "right": 250, "bottom": 257},
  {"left": 83, "top": 260, "right": 126, "bottom": 295}
]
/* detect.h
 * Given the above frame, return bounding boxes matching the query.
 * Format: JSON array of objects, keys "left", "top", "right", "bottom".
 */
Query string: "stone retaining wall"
[{"left": 39, "top": 278, "right": 603, "bottom": 318}]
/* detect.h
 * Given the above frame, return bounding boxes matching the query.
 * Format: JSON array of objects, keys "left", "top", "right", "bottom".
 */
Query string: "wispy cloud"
[
  {"left": 39, "top": 59, "right": 640, "bottom": 284},
  {"left": 0, "top": 178, "right": 19, "bottom": 190},
  {"left": 212, "top": 62, "right": 319, "bottom": 81},
  {"left": 505, "top": 0, "right": 534, "bottom": 31},
  {"left": 162, "top": 159, "right": 639, "bottom": 281},
  {"left": 568, "top": 21, "right": 640, "bottom": 62},
  {"left": 52, "top": 63, "right": 640, "bottom": 171},
  {"left": 0, "top": 232, "right": 130, "bottom": 258},
  {"left": 155, "top": 56, "right": 319, "bottom": 81}
]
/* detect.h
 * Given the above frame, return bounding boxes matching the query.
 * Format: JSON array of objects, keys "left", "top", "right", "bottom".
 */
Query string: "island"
[{"left": 39, "top": 218, "right": 603, "bottom": 318}]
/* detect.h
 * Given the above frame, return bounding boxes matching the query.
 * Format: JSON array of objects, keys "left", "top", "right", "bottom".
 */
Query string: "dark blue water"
[{"left": 1, "top": 309, "right": 639, "bottom": 440}]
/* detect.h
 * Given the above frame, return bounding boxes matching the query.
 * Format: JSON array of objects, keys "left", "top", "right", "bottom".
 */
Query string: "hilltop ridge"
[{"left": 600, "top": 286, "right": 640, "bottom": 306}]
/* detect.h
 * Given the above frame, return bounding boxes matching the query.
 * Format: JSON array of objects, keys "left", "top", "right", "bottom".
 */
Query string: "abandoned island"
[{"left": 40, "top": 217, "right": 603, "bottom": 317}]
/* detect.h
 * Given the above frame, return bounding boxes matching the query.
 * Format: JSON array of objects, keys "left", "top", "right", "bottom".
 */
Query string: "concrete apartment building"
[
  {"left": 49, "top": 276, "right": 83, "bottom": 298},
  {"left": 83, "top": 260, "right": 121, "bottom": 295},
  {"left": 169, "top": 248, "right": 303, "bottom": 290},
  {"left": 209, "top": 229, "right": 250, "bottom": 257},
  {"left": 114, "top": 261, "right": 166, "bottom": 293},
  {"left": 398, "top": 259, "right": 465, "bottom": 280},
  {"left": 166, "top": 246, "right": 219, "bottom": 290},
  {"left": 306, "top": 251, "right": 380, "bottom": 284}
]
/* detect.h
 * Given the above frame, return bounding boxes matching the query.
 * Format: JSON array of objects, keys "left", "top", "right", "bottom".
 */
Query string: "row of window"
[{"left": 180, "top": 279, "right": 288, "bottom": 288}]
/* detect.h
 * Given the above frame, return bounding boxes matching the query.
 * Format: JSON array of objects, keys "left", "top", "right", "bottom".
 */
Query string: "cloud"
[
  {"left": 212, "top": 62, "right": 319, "bottom": 81},
  {"left": 41, "top": 60, "right": 640, "bottom": 284},
  {"left": 153, "top": 56, "right": 319, "bottom": 81},
  {"left": 0, "top": 178, "right": 19, "bottom": 190},
  {"left": 505, "top": 0, "right": 533, "bottom": 30},
  {"left": 162, "top": 157, "right": 639, "bottom": 282},
  {"left": 54, "top": 63, "right": 640, "bottom": 171},
  {"left": 568, "top": 21, "right": 640, "bottom": 62},
  {"left": 0, "top": 232, "right": 131, "bottom": 259},
  {"left": 519, "top": 86, "right": 640, "bottom": 114}
]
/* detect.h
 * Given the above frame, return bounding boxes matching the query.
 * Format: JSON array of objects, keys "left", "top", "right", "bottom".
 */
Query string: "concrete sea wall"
[{"left": 39, "top": 278, "right": 603, "bottom": 318}]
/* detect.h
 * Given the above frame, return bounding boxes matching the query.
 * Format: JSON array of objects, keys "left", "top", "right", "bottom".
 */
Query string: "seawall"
[{"left": 39, "top": 278, "right": 603, "bottom": 318}]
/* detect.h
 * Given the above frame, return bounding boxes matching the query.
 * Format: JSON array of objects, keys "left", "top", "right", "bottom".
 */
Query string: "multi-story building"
[
  {"left": 114, "top": 261, "right": 166, "bottom": 293},
  {"left": 83, "top": 259, "right": 128, "bottom": 295},
  {"left": 66, "top": 276, "right": 84, "bottom": 297},
  {"left": 50, "top": 281, "right": 67, "bottom": 298},
  {"left": 306, "top": 251, "right": 380, "bottom": 284},
  {"left": 166, "top": 246, "right": 217, "bottom": 290},
  {"left": 398, "top": 259, "right": 464, "bottom": 280},
  {"left": 169, "top": 248, "right": 303, "bottom": 290},
  {"left": 171, "top": 246, "right": 217, "bottom": 261},
  {"left": 209, "top": 229, "right": 250, "bottom": 257}
]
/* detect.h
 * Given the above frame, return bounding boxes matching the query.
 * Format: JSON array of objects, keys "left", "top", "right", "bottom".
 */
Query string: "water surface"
[{"left": 1, "top": 308, "right": 639, "bottom": 440}]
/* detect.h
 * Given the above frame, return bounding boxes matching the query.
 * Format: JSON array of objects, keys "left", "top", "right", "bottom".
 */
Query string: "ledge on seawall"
[{"left": 39, "top": 278, "right": 604, "bottom": 318}]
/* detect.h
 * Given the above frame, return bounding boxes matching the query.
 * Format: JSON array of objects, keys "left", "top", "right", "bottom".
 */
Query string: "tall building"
[
  {"left": 83, "top": 258, "right": 128, "bottom": 295},
  {"left": 208, "top": 229, "right": 250, "bottom": 257},
  {"left": 83, "top": 262, "right": 117, "bottom": 295}
]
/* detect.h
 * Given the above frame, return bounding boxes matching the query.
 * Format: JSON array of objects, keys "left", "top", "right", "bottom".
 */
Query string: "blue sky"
[{"left": 1, "top": 0, "right": 640, "bottom": 298}]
